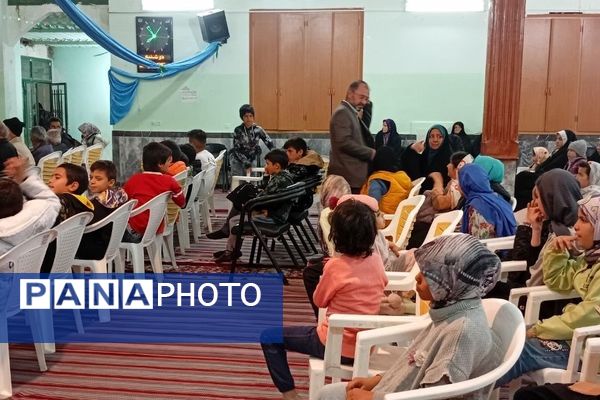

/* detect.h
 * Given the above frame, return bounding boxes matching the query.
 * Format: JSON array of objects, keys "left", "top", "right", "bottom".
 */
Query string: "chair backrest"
[
  {"left": 393, "top": 195, "right": 425, "bottom": 249},
  {"left": 166, "top": 169, "right": 189, "bottom": 226},
  {"left": 0, "top": 230, "right": 57, "bottom": 316},
  {"left": 184, "top": 170, "right": 206, "bottom": 211},
  {"left": 133, "top": 192, "right": 171, "bottom": 246},
  {"left": 84, "top": 143, "right": 104, "bottom": 167},
  {"left": 381, "top": 299, "right": 525, "bottom": 400},
  {"left": 408, "top": 177, "right": 426, "bottom": 198},
  {"left": 62, "top": 145, "right": 86, "bottom": 165},
  {"left": 38, "top": 151, "right": 62, "bottom": 184},
  {"left": 510, "top": 196, "right": 517, "bottom": 212},
  {"left": 196, "top": 166, "right": 216, "bottom": 203},
  {"left": 423, "top": 210, "right": 463, "bottom": 245},
  {"left": 80, "top": 200, "right": 137, "bottom": 263},
  {"left": 51, "top": 212, "right": 94, "bottom": 274},
  {"left": 211, "top": 150, "right": 226, "bottom": 193}
]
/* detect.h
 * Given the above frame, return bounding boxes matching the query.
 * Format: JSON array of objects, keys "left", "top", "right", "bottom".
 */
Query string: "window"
[
  {"left": 405, "top": 0, "right": 485, "bottom": 12},
  {"left": 142, "top": 0, "right": 213, "bottom": 12}
]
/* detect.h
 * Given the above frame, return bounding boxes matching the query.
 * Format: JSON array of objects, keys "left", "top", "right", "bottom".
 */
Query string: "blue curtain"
[{"left": 54, "top": 0, "right": 222, "bottom": 124}]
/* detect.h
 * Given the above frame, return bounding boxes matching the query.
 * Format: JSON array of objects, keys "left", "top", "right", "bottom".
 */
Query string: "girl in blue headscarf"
[{"left": 459, "top": 163, "right": 517, "bottom": 239}]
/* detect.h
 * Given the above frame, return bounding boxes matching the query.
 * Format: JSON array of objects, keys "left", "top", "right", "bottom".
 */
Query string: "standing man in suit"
[{"left": 328, "top": 80, "right": 376, "bottom": 193}]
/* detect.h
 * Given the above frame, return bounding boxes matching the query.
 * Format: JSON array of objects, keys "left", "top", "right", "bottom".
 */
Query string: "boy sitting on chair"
[{"left": 211, "top": 149, "right": 294, "bottom": 262}]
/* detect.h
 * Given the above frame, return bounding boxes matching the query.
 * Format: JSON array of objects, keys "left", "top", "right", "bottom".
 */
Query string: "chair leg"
[
  {"left": 299, "top": 222, "right": 319, "bottom": 254},
  {"left": 148, "top": 239, "right": 164, "bottom": 275},
  {"left": 130, "top": 247, "right": 145, "bottom": 274},
  {"left": 249, "top": 237, "right": 258, "bottom": 267},
  {"left": 165, "top": 232, "right": 177, "bottom": 268},
  {"left": 202, "top": 202, "right": 213, "bottom": 232},
  {"left": 191, "top": 205, "right": 202, "bottom": 243},
  {"left": 305, "top": 216, "right": 320, "bottom": 243},
  {"left": 256, "top": 234, "right": 289, "bottom": 285},
  {"left": 289, "top": 225, "right": 310, "bottom": 251},
  {"left": 286, "top": 233, "right": 305, "bottom": 266},
  {"left": 280, "top": 235, "right": 300, "bottom": 267},
  {"left": 176, "top": 212, "right": 188, "bottom": 255},
  {"left": 209, "top": 195, "right": 217, "bottom": 218},
  {"left": 256, "top": 240, "right": 263, "bottom": 265},
  {"left": 0, "top": 341, "right": 12, "bottom": 399}
]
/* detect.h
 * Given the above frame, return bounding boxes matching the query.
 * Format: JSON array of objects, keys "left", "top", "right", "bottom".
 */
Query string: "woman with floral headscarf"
[
  {"left": 496, "top": 194, "right": 600, "bottom": 387},
  {"left": 78, "top": 122, "right": 108, "bottom": 148},
  {"left": 318, "top": 234, "right": 504, "bottom": 400}
]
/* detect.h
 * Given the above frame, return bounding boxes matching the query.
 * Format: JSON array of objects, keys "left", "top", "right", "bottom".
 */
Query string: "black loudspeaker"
[{"left": 198, "top": 9, "right": 230, "bottom": 44}]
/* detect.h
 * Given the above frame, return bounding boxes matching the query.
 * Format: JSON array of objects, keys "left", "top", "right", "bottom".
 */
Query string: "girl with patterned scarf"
[
  {"left": 318, "top": 234, "right": 504, "bottom": 400},
  {"left": 496, "top": 194, "right": 600, "bottom": 387}
]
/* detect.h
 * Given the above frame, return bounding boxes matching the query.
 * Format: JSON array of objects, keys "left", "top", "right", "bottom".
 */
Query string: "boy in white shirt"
[{"left": 187, "top": 129, "right": 216, "bottom": 170}]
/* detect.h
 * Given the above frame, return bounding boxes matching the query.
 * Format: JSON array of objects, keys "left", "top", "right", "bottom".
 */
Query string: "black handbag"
[{"left": 226, "top": 182, "right": 260, "bottom": 210}]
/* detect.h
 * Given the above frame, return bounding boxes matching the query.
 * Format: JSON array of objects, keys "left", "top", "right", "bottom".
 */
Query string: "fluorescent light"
[
  {"left": 142, "top": 0, "right": 214, "bottom": 12},
  {"left": 406, "top": 0, "right": 485, "bottom": 12}
]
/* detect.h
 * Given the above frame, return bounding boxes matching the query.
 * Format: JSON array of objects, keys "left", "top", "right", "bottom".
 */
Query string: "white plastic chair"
[
  {"left": 510, "top": 196, "right": 517, "bottom": 212},
  {"left": 118, "top": 192, "right": 170, "bottom": 275},
  {"left": 581, "top": 336, "right": 600, "bottom": 383},
  {"left": 209, "top": 150, "right": 226, "bottom": 218},
  {"left": 73, "top": 200, "right": 137, "bottom": 274},
  {"left": 161, "top": 169, "right": 188, "bottom": 267},
  {"left": 176, "top": 169, "right": 206, "bottom": 254},
  {"left": 48, "top": 212, "right": 94, "bottom": 337},
  {"left": 0, "top": 229, "right": 57, "bottom": 397},
  {"left": 507, "top": 285, "right": 584, "bottom": 393},
  {"left": 381, "top": 195, "right": 425, "bottom": 247},
  {"left": 37, "top": 151, "right": 62, "bottom": 184},
  {"left": 408, "top": 177, "right": 425, "bottom": 198},
  {"left": 83, "top": 143, "right": 103, "bottom": 169},
  {"left": 60, "top": 145, "right": 85, "bottom": 165},
  {"left": 480, "top": 235, "right": 516, "bottom": 253},
  {"left": 192, "top": 166, "right": 216, "bottom": 240},
  {"left": 352, "top": 299, "right": 526, "bottom": 400},
  {"left": 422, "top": 210, "right": 463, "bottom": 245},
  {"left": 308, "top": 313, "right": 425, "bottom": 399}
]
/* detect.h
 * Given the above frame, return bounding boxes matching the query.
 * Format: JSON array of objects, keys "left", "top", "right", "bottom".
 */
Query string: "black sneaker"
[
  {"left": 206, "top": 230, "right": 228, "bottom": 240},
  {"left": 215, "top": 250, "right": 242, "bottom": 262},
  {"left": 213, "top": 250, "right": 226, "bottom": 258}
]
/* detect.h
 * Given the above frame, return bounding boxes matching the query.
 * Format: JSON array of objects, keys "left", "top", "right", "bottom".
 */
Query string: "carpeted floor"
[{"left": 9, "top": 193, "right": 318, "bottom": 399}]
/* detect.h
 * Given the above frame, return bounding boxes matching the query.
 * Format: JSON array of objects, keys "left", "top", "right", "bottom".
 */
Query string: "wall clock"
[{"left": 136, "top": 16, "right": 174, "bottom": 73}]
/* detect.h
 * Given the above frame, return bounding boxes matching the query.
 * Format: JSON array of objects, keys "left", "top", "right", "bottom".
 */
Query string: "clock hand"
[
  {"left": 154, "top": 26, "right": 162, "bottom": 35},
  {"left": 146, "top": 25, "right": 155, "bottom": 36}
]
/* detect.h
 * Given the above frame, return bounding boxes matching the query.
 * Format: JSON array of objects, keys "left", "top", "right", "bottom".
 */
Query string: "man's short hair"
[
  {"left": 49, "top": 117, "right": 62, "bottom": 125},
  {"left": 239, "top": 104, "right": 255, "bottom": 119},
  {"left": 58, "top": 163, "right": 89, "bottom": 195},
  {"left": 143, "top": 142, "right": 172, "bottom": 172},
  {"left": 187, "top": 129, "right": 207, "bottom": 145},
  {"left": 283, "top": 137, "right": 308, "bottom": 156},
  {"left": 264, "top": 149, "right": 289, "bottom": 170},
  {"left": 0, "top": 178, "right": 24, "bottom": 219},
  {"left": 348, "top": 80, "right": 369, "bottom": 92},
  {"left": 30, "top": 126, "right": 47, "bottom": 144},
  {"left": 46, "top": 128, "right": 62, "bottom": 145},
  {"left": 90, "top": 160, "right": 118, "bottom": 182}
]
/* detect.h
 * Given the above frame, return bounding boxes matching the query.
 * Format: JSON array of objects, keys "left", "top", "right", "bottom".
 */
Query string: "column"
[{"left": 481, "top": 0, "right": 526, "bottom": 160}]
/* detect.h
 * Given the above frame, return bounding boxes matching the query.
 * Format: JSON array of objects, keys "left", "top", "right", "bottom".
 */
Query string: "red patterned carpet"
[{"left": 9, "top": 195, "right": 318, "bottom": 399}]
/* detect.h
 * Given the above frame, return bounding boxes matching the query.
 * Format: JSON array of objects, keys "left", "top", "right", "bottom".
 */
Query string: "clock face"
[{"left": 136, "top": 17, "right": 174, "bottom": 73}]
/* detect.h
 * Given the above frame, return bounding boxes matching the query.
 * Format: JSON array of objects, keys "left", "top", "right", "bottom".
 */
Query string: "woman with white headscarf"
[
  {"left": 78, "top": 122, "right": 108, "bottom": 148},
  {"left": 576, "top": 160, "right": 600, "bottom": 197}
]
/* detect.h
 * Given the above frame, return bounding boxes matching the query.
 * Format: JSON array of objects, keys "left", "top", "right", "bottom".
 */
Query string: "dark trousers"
[
  {"left": 515, "top": 383, "right": 600, "bottom": 400},
  {"left": 303, "top": 256, "right": 325, "bottom": 320},
  {"left": 261, "top": 325, "right": 353, "bottom": 393}
]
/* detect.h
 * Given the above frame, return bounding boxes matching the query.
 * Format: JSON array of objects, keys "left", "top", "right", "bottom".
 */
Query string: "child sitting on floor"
[{"left": 262, "top": 198, "right": 388, "bottom": 400}]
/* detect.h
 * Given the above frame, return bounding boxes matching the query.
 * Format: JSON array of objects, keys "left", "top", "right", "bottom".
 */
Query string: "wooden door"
[
  {"left": 577, "top": 18, "right": 600, "bottom": 132},
  {"left": 331, "top": 11, "right": 364, "bottom": 109},
  {"left": 278, "top": 13, "right": 306, "bottom": 130},
  {"left": 518, "top": 18, "right": 550, "bottom": 132},
  {"left": 545, "top": 18, "right": 582, "bottom": 132},
  {"left": 304, "top": 12, "right": 333, "bottom": 131},
  {"left": 250, "top": 12, "right": 279, "bottom": 130}
]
